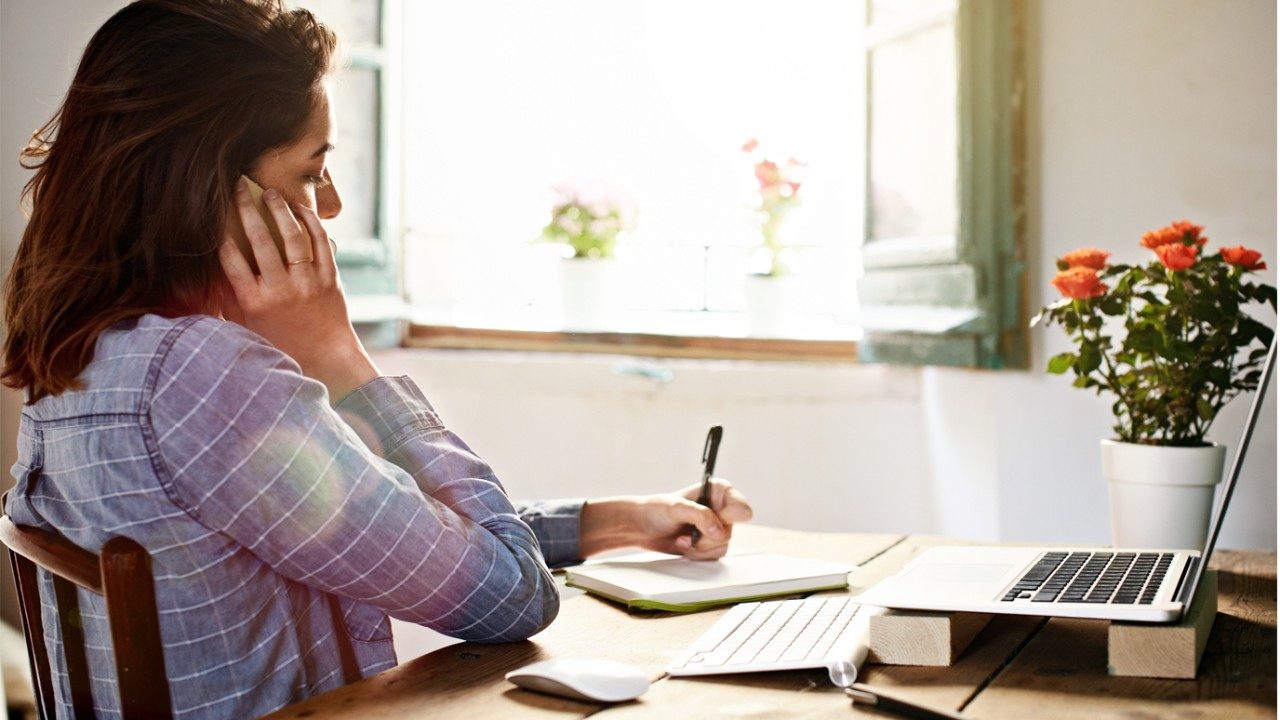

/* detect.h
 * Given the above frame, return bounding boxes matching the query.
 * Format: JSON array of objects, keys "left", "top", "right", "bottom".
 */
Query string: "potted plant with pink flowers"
[
  {"left": 539, "top": 184, "right": 634, "bottom": 329},
  {"left": 1033, "top": 220, "right": 1275, "bottom": 549},
  {"left": 741, "top": 138, "right": 805, "bottom": 336}
]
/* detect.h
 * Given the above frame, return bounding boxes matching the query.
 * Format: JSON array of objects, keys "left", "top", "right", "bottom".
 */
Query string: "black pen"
[
  {"left": 845, "top": 684, "right": 966, "bottom": 720},
  {"left": 689, "top": 425, "right": 722, "bottom": 546}
]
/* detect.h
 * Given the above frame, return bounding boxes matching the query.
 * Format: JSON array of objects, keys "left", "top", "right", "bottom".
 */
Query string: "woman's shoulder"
[
  {"left": 101, "top": 313, "right": 305, "bottom": 401},
  {"left": 143, "top": 313, "right": 301, "bottom": 387},
  {"left": 27, "top": 314, "right": 296, "bottom": 420},
  {"left": 145, "top": 313, "right": 324, "bottom": 443},
  {"left": 94, "top": 313, "right": 285, "bottom": 373}
]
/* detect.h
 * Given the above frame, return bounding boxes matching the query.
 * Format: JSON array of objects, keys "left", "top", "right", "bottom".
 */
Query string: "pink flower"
[
  {"left": 754, "top": 160, "right": 780, "bottom": 189},
  {"left": 741, "top": 138, "right": 759, "bottom": 153}
]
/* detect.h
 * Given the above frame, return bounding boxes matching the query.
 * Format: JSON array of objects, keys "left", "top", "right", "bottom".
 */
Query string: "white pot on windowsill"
[
  {"left": 558, "top": 257, "right": 619, "bottom": 331},
  {"left": 743, "top": 273, "right": 801, "bottom": 337},
  {"left": 1101, "top": 439, "right": 1226, "bottom": 550}
]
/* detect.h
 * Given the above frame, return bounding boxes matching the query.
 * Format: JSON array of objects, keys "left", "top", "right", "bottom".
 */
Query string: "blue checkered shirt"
[{"left": 6, "top": 314, "right": 584, "bottom": 719}]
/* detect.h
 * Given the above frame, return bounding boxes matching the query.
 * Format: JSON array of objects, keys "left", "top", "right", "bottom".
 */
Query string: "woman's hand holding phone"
[{"left": 218, "top": 176, "right": 379, "bottom": 403}]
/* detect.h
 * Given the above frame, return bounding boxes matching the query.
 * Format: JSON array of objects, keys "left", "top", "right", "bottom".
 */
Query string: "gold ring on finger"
[{"left": 287, "top": 257, "right": 314, "bottom": 265}]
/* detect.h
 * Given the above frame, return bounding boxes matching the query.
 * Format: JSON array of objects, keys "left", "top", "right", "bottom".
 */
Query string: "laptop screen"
[{"left": 1177, "top": 337, "right": 1276, "bottom": 614}]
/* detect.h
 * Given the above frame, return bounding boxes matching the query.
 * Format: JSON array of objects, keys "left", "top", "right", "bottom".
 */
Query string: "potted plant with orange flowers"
[{"left": 1033, "top": 220, "right": 1275, "bottom": 549}]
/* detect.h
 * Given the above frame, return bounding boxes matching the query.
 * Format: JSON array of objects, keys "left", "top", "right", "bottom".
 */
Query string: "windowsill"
[{"left": 405, "top": 308, "right": 860, "bottom": 362}]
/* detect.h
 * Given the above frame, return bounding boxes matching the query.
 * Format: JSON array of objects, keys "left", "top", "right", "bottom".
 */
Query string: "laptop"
[{"left": 856, "top": 338, "right": 1275, "bottom": 624}]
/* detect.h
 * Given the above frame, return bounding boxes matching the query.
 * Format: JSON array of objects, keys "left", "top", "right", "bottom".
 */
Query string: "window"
[
  {"left": 400, "top": 1, "right": 866, "bottom": 342},
  {"left": 306, "top": 0, "right": 1026, "bottom": 363}
]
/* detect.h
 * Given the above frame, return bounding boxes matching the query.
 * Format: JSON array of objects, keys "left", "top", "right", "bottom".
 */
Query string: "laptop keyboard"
[{"left": 999, "top": 551, "right": 1175, "bottom": 604}]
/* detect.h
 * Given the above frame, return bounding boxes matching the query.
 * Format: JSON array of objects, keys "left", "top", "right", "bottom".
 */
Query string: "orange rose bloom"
[
  {"left": 1155, "top": 242, "right": 1198, "bottom": 271},
  {"left": 1140, "top": 226, "right": 1181, "bottom": 249},
  {"left": 1052, "top": 267, "right": 1108, "bottom": 299},
  {"left": 1141, "top": 219, "right": 1208, "bottom": 250},
  {"left": 1060, "top": 247, "right": 1110, "bottom": 270},
  {"left": 1170, "top": 219, "right": 1208, "bottom": 246},
  {"left": 1220, "top": 245, "right": 1268, "bottom": 271}
]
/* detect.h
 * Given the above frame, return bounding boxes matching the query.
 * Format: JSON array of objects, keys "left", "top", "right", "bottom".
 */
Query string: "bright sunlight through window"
[{"left": 402, "top": 1, "right": 866, "bottom": 339}]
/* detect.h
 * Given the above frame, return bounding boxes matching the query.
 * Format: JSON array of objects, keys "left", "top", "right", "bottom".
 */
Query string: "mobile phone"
[{"left": 228, "top": 175, "right": 289, "bottom": 274}]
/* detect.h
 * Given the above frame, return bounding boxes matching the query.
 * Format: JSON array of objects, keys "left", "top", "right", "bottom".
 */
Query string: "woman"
[{"left": 1, "top": 1, "right": 752, "bottom": 718}]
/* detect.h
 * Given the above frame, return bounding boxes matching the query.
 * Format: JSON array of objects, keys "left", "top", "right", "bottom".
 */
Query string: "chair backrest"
[{"left": 0, "top": 514, "right": 173, "bottom": 720}]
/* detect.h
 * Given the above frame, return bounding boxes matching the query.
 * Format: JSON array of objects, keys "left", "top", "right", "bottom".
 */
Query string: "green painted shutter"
[{"left": 857, "top": 0, "right": 1027, "bottom": 368}]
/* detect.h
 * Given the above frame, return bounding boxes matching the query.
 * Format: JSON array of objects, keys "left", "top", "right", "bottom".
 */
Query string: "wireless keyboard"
[{"left": 667, "top": 596, "right": 879, "bottom": 687}]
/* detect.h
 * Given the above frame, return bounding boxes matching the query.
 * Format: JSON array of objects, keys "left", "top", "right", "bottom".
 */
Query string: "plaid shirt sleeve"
[
  {"left": 147, "top": 317, "right": 559, "bottom": 642},
  {"left": 512, "top": 499, "right": 585, "bottom": 569}
]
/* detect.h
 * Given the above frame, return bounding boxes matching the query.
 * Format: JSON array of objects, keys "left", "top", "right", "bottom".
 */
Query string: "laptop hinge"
[{"left": 1171, "top": 555, "right": 1201, "bottom": 605}]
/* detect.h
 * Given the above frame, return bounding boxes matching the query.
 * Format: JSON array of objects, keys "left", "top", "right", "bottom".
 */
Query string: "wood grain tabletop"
[{"left": 262, "top": 526, "right": 1276, "bottom": 719}]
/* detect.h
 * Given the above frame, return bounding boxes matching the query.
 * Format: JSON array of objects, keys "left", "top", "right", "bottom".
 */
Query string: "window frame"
[
  {"left": 330, "top": 0, "right": 407, "bottom": 346},
  {"left": 856, "top": 0, "right": 1028, "bottom": 369}
]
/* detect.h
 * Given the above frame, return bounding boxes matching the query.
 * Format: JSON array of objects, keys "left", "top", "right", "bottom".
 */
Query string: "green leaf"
[
  {"left": 1257, "top": 284, "right": 1278, "bottom": 308},
  {"left": 1128, "top": 326, "right": 1159, "bottom": 353},
  {"left": 1100, "top": 295, "right": 1126, "bottom": 316},
  {"left": 1079, "top": 344, "right": 1102, "bottom": 374},
  {"left": 1196, "top": 398, "right": 1215, "bottom": 421},
  {"left": 1047, "top": 352, "right": 1076, "bottom": 374}
]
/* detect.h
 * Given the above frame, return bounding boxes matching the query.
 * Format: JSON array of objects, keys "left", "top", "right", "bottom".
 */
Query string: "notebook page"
[{"left": 569, "top": 552, "right": 855, "bottom": 599}]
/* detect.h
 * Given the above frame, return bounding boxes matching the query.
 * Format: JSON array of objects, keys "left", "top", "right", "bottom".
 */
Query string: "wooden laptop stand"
[
  {"left": 1107, "top": 569, "right": 1218, "bottom": 679},
  {"left": 867, "top": 610, "right": 992, "bottom": 666},
  {"left": 865, "top": 570, "right": 1218, "bottom": 679}
]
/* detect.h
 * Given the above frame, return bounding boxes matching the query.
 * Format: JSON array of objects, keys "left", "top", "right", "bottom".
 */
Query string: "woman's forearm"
[{"left": 578, "top": 496, "right": 647, "bottom": 557}]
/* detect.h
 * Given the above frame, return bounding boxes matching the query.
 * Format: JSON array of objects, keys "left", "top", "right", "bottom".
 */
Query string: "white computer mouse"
[{"left": 505, "top": 658, "right": 650, "bottom": 703}]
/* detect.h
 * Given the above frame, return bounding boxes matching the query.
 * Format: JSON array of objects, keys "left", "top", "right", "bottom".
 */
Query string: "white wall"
[{"left": 371, "top": 350, "right": 936, "bottom": 534}]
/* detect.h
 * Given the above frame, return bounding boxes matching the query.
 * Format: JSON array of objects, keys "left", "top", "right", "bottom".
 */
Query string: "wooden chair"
[{"left": 0, "top": 514, "right": 172, "bottom": 720}]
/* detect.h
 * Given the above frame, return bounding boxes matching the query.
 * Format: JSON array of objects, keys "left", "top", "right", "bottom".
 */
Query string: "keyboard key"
[{"left": 691, "top": 605, "right": 755, "bottom": 653}]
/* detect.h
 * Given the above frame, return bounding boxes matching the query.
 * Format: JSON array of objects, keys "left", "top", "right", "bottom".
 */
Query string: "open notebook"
[{"left": 564, "top": 552, "right": 855, "bottom": 612}]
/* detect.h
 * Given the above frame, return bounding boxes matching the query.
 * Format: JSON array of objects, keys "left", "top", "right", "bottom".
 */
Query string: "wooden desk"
[{"left": 263, "top": 527, "right": 1276, "bottom": 719}]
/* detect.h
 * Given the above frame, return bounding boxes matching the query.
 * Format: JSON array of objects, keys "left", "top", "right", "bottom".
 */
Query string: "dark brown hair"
[{"left": 2, "top": 0, "right": 337, "bottom": 402}]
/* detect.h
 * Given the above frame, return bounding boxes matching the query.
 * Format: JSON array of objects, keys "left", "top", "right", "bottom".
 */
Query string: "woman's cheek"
[{"left": 284, "top": 187, "right": 317, "bottom": 211}]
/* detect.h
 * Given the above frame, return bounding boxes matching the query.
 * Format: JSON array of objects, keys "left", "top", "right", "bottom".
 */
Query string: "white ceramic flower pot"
[
  {"left": 743, "top": 274, "right": 800, "bottom": 337},
  {"left": 558, "top": 258, "right": 619, "bottom": 330},
  {"left": 1101, "top": 439, "right": 1226, "bottom": 550}
]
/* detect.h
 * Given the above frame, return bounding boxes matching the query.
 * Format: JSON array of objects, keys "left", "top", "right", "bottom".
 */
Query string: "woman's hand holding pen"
[
  {"left": 217, "top": 179, "right": 379, "bottom": 403},
  {"left": 579, "top": 479, "right": 754, "bottom": 561}
]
